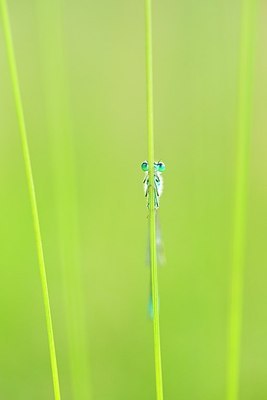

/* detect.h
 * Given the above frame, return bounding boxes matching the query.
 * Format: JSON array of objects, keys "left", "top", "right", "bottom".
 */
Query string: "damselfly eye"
[
  {"left": 157, "top": 162, "right": 166, "bottom": 172},
  {"left": 141, "top": 161, "right": 149, "bottom": 172}
]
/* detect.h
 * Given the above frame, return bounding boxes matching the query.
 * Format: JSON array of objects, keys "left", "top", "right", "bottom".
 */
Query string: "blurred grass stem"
[
  {"left": 36, "top": 0, "right": 92, "bottom": 398},
  {"left": 0, "top": 1, "right": 61, "bottom": 399},
  {"left": 145, "top": 1, "right": 164, "bottom": 399},
  {"left": 227, "top": 1, "right": 258, "bottom": 399}
]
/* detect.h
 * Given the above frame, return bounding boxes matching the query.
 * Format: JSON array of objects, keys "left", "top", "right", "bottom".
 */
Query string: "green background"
[{"left": 0, "top": 0, "right": 266, "bottom": 399}]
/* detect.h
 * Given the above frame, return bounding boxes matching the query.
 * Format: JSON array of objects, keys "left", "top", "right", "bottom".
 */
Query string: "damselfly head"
[{"left": 141, "top": 160, "right": 166, "bottom": 173}]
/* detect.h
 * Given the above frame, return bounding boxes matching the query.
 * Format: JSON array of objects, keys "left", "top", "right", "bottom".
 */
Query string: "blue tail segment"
[
  {"left": 148, "top": 293, "right": 154, "bottom": 319},
  {"left": 148, "top": 292, "right": 160, "bottom": 320}
]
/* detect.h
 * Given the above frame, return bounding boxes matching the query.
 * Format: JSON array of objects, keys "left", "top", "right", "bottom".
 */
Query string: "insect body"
[
  {"left": 141, "top": 160, "right": 166, "bottom": 209},
  {"left": 141, "top": 160, "right": 166, "bottom": 319}
]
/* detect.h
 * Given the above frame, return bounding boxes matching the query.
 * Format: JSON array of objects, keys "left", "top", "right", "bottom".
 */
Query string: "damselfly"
[
  {"left": 141, "top": 160, "right": 166, "bottom": 318},
  {"left": 141, "top": 160, "right": 165, "bottom": 209}
]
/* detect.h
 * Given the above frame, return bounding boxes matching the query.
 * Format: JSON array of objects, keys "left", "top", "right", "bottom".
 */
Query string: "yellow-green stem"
[
  {"left": 0, "top": 1, "right": 61, "bottom": 399},
  {"left": 145, "top": 1, "right": 164, "bottom": 399},
  {"left": 36, "top": 0, "right": 92, "bottom": 397},
  {"left": 227, "top": 1, "right": 258, "bottom": 399}
]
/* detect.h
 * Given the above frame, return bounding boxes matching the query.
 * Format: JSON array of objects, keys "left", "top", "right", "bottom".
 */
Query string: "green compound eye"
[
  {"left": 157, "top": 162, "right": 166, "bottom": 172},
  {"left": 141, "top": 161, "right": 149, "bottom": 172}
]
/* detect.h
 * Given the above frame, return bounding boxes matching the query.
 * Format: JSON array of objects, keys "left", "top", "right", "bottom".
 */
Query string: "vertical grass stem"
[
  {"left": 227, "top": 1, "right": 258, "bottom": 399},
  {"left": 0, "top": 1, "right": 61, "bottom": 398},
  {"left": 145, "top": 1, "right": 164, "bottom": 399}
]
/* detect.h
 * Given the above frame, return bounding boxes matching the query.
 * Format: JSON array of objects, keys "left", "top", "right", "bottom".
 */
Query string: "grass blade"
[
  {"left": 145, "top": 0, "right": 164, "bottom": 398},
  {"left": 36, "top": 0, "right": 92, "bottom": 397},
  {"left": 0, "top": 1, "right": 61, "bottom": 398},
  {"left": 227, "top": 1, "right": 258, "bottom": 399}
]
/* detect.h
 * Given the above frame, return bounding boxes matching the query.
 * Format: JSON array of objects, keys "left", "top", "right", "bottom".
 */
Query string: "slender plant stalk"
[
  {"left": 145, "top": 1, "right": 164, "bottom": 399},
  {"left": 36, "top": 0, "right": 92, "bottom": 397},
  {"left": 0, "top": 1, "right": 61, "bottom": 399},
  {"left": 227, "top": 1, "right": 258, "bottom": 399},
  {"left": 35, "top": 0, "right": 92, "bottom": 397}
]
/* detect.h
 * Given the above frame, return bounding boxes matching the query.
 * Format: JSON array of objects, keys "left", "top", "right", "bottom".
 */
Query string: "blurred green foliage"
[{"left": 0, "top": 0, "right": 266, "bottom": 399}]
